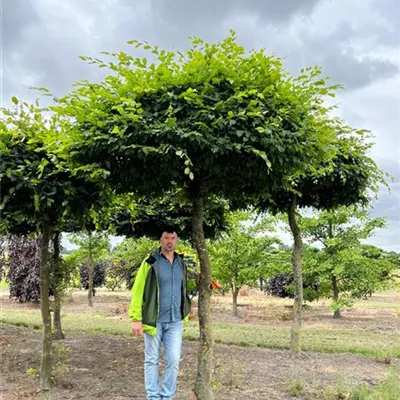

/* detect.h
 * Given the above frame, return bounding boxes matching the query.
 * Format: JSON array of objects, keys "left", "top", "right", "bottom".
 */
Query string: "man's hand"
[{"left": 132, "top": 321, "right": 143, "bottom": 336}]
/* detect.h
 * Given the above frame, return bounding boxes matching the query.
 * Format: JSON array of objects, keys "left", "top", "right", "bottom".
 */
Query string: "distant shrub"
[
  {"left": 8, "top": 235, "right": 41, "bottom": 303},
  {"left": 80, "top": 260, "right": 107, "bottom": 294},
  {"left": 266, "top": 272, "right": 320, "bottom": 302}
]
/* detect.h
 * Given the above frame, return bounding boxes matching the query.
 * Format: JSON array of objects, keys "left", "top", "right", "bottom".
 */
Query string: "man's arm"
[{"left": 128, "top": 258, "right": 148, "bottom": 336}]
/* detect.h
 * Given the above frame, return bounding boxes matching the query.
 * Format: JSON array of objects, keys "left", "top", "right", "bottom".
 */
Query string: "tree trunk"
[
  {"left": 87, "top": 231, "right": 94, "bottom": 308},
  {"left": 288, "top": 197, "right": 303, "bottom": 354},
  {"left": 52, "top": 232, "right": 64, "bottom": 340},
  {"left": 39, "top": 225, "right": 52, "bottom": 390},
  {"left": 332, "top": 275, "right": 341, "bottom": 319},
  {"left": 191, "top": 181, "right": 214, "bottom": 400},
  {"left": 53, "top": 287, "right": 64, "bottom": 339},
  {"left": 232, "top": 285, "right": 240, "bottom": 317}
]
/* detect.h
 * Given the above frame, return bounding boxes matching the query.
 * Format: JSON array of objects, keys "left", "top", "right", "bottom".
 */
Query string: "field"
[{"left": 1, "top": 287, "right": 399, "bottom": 399}]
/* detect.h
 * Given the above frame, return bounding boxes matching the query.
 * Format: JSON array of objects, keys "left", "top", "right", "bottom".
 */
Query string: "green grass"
[
  {"left": 0, "top": 280, "right": 9, "bottom": 291},
  {"left": 1, "top": 308, "right": 399, "bottom": 359},
  {"left": 350, "top": 368, "right": 400, "bottom": 400},
  {"left": 306, "top": 367, "right": 400, "bottom": 399}
]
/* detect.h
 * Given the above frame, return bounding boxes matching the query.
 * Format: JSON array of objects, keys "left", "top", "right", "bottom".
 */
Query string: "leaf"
[
  {"left": 111, "top": 126, "right": 120, "bottom": 134},
  {"left": 11, "top": 96, "right": 19, "bottom": 105}
]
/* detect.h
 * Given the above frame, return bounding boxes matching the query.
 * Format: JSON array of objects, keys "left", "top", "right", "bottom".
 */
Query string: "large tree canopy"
[{"left": 55, "top": 32, "right": 343, "bottom": 201}]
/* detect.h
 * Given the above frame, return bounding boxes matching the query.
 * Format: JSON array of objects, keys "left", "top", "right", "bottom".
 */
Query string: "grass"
[
  {"left": 306, "top": 367, "right": 400, "bottom": 399},
  {"left": 286, "top": 379, "right": 306, "bottom": 397},
  {"left": 1, "top": 308, "right": 399, "bottom": 359},
  {"left": 350, "top": 368, "right": 400, "bottom": 400}
]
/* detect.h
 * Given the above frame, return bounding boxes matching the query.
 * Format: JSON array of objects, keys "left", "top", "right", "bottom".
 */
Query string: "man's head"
[{"left": 160, "top": 226, "right": 178, "bottom": 254}]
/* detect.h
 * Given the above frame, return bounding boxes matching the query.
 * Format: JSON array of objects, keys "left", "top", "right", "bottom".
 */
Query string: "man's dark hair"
[{"left": 160, "top": 224, "right": 178, "bottom": 237}]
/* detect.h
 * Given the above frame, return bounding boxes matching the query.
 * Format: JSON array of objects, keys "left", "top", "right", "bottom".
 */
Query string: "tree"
[
  {"left": 68, "top": 232, "right": 110, "bottom": 305},
  {"left": 0, "top": 236, "right": 7, "bottom": 281},
  {"left": 209, "top": 212, "right": 279, "bottom": 316},
  {"left": 2, "top": 232, "right": 70, "bottom": 339},
  {"left": 51, "top": 231, "right": 68, "bottom": 340},
  {"left": 0, "top": 99, "right": 106, "bottom": 389},
  {"left": 80, "top": 259, "right": 107, "bottom": 293},
  {"left": 265, "top": 246, "right": 322, "bottom": 302},
  {"left": 251, "top": 126, "right": 387, "bottom": 352},
  {"left": 301, "top": 206, "right": 396, "bottom": 318},
  {"left": 55, "top": 32, "right": 357, "bottom": 399},
  {"left": 109, "top": 237, "right": 158, "bottom": 290}
]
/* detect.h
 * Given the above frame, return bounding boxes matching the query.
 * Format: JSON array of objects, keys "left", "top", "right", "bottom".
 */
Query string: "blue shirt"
[{"left": 156, "top": 253, "right": 183, "bottom": 323}]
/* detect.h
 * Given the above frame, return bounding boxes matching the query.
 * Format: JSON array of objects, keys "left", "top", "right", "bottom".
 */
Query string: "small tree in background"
[
  {"left": 80, "top": 260, "right": 107, "bottom": 294},
  {"left": 67, "top": 232, "right": 110, "bottom": 305},
  {"left": 210, "top": 212, "right": 280, "bottom": 316},
  {"left": 301, "top": 206, "right": 396, "bottom": 318},
  {"left": 265, "top": 246, "right": 322, "bottom": 303},
  {"left": 110, "top": 237, "right": 158, "bottom": 290}
]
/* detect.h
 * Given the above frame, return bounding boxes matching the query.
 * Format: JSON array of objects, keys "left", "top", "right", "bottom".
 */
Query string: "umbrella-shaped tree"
[
  {"left": 252, "top": 134, "right": 387, "bottom": 353},
  {"left": 54, "top": 32, "right": 351, "bottom": 399},
  {"left": 0, "top": 99, "right": 108, "bottom": 389}
]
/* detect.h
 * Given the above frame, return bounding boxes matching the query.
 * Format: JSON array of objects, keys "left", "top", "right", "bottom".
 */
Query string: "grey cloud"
[
  {"left": 370, "top": 158, "right": 400, "bottom": 252},
  {"left": 280, "top": 22, "right": 399, "bottom": 89},
  {"left": 3, "top": 0, "right": 398, "bottom": 101},
  {"left": 149, "top": 0, "right": 322, "bottom": 25},
  {"left": 128, "top": 0, "right": 324, "bottom": 51},
  {"left": 2, "top": 0, "right": 129, "bottom": 99},
  {"left": 361, "top": 0, "right": 400, "bottom": 48},
  {"left": 2, "top": 0, "right": 40, "bottom": 53},
  {"left": 373, "top": 0, "right": 400, "bottom": 33}
]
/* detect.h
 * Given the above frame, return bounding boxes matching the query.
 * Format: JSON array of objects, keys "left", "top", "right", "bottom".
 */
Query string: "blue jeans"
[{"left": 144, "top": 320, "right": 183, "bottom": 400}]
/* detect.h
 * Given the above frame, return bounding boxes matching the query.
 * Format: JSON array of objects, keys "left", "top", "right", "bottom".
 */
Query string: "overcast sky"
[{"left": 2, "top": 0, "right": 399, "bottom": 251}]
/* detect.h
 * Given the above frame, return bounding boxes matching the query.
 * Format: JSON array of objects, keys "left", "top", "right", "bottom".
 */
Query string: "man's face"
[{"left": 160, "top": 231, "right": 178, "bottom": 253}]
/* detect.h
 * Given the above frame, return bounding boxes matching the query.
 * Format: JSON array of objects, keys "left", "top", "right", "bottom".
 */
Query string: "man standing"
[{"left": 129, "top": 226, "right": 192, "bottom": 400}]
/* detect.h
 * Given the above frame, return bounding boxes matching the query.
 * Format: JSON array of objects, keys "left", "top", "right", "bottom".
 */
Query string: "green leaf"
[{"left": 111, "top": 125, "right": 120, "bottom": 134}]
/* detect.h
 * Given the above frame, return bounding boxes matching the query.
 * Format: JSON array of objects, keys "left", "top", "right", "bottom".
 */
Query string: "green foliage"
[
  {"left": 104, "top": 260, "right": 128, "bottom": 291},
  {"left": 286, "top": 379, "right": 306, "bottom": 397},
  {"left": 112, "top": 194, "right": 229, "bottom": 241},
  {"left": 110, "top": 236, "right": 158, "bottom": 289},
  {"left": 351, "top": 367, "right": 400, "bottom": 400},
  {"left": 209, "top": 212, "right": 280, "bottom": 294},
  {"left": 65, "top": 232, "right": 111, "bottom": 292},
  {"left": 0, "top": 100, "right": 106, "bottom": 236},
  {"left": 67, "top": 232, "right": 111, "bottom": 261},
  {"left": 26, "top": 367, "right": 39, "bottom": 378},
  {"left": 301, "top": 206, "right": 398, "bottom": 312},
  {"left": 51, "top": 343, "right": 70, "bottom": 384},
  {"left": 55, "top": 31, "right": 347, "bottom": 208}
]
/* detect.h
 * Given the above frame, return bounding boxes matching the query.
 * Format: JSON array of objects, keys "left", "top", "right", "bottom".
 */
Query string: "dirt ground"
[
  {"left": 1, "top": 323, "right": 398, "bottom": 400},
  {"left": 1, "top": 290, "right": 399, "bottom": 399}
]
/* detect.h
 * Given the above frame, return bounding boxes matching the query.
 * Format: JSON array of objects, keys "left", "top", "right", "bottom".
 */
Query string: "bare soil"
[{"left": 1, "top": 290, "right": 399, "bottom": 400}]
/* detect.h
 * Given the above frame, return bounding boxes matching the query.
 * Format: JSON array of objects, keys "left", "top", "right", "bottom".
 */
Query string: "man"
[{"left": 129, "top": 226, "right": 192, "bottom": 400}]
